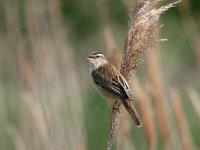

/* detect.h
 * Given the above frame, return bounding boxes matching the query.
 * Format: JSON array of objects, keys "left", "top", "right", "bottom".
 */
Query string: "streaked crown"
[
  {"left": 87, "top": 51, "right": 108, "bottom": 71},
  {"left": 88, "top": 51, "right": 104, "bottom": 58}
]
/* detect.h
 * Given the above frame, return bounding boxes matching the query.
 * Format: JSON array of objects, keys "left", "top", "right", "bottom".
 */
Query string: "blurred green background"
[{"left": 0, "top": 0, "right": 200, "bottom": 150}]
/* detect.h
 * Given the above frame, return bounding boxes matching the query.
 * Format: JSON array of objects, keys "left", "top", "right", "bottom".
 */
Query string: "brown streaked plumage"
[
  {"left": 87, "top": 51, "right": 142, "bottom": 127},
  {"left": 92, "top": 64, "right": 133, "bottom": 100}
]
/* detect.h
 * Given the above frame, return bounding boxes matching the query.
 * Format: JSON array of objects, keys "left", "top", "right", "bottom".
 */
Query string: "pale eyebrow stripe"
[{"left": 97, "top": 54, "right": 104, "bottom": 57}]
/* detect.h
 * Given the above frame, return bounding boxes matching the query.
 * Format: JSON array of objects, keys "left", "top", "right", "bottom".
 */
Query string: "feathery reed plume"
[
  {"left": 133, "top": 78, "right": 156, "bottom": 150},
  {"left": 120, "top": 0, "right": 180, "bottom": 80},
  {"left": 170, "top": 88, "right": 194, "bottom": 150},
  {"left": 106, "top": 0, "right": 180, "bottom": 149}
]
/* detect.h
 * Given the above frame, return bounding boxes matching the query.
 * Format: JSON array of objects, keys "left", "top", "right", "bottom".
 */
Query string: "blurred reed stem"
[
  {"left": 146, "top": 45, "right": 171, "bottom": 149},
  {"left": 188, "top": 88, "right": 200, "bottom": 124},
  {"left": 2, "top": 0, "right": 85, "bottom": 149},
  {"left": 133, "top": 78, "right": 156, "bottom": 150},
  {"left": 178, "top": 0, "right": 200, "bottom": 75},
  {"left": 170, "top": 88, "right": 194, "bottom": 150}
]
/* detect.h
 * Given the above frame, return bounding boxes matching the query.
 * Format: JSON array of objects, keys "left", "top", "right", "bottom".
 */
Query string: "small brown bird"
[{"left": 87, "top": 51, "right": 142, "bottom": 127}]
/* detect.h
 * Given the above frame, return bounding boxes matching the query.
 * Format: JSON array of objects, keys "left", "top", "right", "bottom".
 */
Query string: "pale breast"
[{"left": 93, "top": 82, "right": 120, "bottom": 100}]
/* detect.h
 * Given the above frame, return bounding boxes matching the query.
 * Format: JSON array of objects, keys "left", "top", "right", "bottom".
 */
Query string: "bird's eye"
[{"left": 96, "top": 55, "right": 100, "bottom": 58}]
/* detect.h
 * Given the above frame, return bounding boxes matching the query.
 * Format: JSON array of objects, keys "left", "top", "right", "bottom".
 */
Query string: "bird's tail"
[{"left": 121, "top": 99, "right": 142, "bottom": 127}]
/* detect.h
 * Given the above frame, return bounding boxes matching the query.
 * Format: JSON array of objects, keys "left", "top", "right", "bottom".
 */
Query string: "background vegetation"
[{"left": 0, "top": 0, "right": 200, "bottom": 150}]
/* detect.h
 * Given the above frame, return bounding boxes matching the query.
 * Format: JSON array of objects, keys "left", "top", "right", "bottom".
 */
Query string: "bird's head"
[{"left": 87, "top": 51, "right": 108, "bottom": 71}]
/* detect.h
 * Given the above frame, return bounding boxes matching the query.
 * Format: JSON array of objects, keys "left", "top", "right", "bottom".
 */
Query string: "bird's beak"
[{"left": 86, "top": 55, "right": 95, "bottom": 60}]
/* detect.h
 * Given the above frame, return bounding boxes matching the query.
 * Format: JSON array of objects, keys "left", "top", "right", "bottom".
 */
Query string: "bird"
[{"left": 87, "top": 51, "right": 142, "bottom": 127}]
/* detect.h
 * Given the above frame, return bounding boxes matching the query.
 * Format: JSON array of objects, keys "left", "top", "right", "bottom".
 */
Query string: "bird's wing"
[
  {"left": 92, "top": 64, "right": 133, "bottom": 100},
  {"left": 115, "top": 75, "right": 134, "bottom": 100}
]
